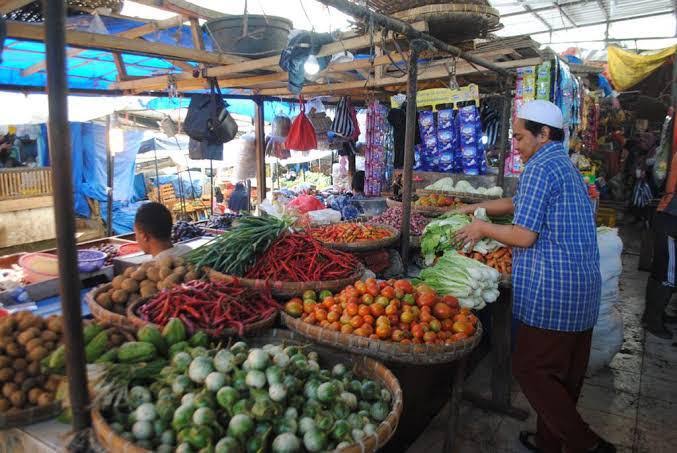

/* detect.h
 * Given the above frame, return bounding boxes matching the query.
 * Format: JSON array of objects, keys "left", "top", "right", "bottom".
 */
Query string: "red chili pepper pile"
[
  {"left": 245, "top": 233, "right": 360, "bottom": 282},
  {"left": 138, "top": 280, "right": 279, "bottom": 336},
  {"left": 309, "top": 223, "right": 393, "bottom": 243}
]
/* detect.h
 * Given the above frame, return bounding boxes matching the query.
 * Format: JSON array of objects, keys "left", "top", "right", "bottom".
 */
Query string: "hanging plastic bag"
[{"left": 285, "top": 97, "right": 317, "bottom": 151}]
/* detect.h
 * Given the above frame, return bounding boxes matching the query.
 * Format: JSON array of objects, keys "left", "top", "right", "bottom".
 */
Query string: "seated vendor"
[
  {"left": 351, "top": 170, "right": 365, "bottom": 197},
  {"left": 134, "top": 202, "right": 191, "bottom": 259}
]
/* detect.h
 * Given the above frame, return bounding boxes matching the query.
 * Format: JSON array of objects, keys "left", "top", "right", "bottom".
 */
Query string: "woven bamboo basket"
[
  {"left": 208, "top": 266, "right": 365, "bottom": 299},
  {"left": 126, "top": 298, "right": 278, "bottom": 337},
  {"left": 248, "top": 329, "right": 403, "bottom": 453},
  {"left": 92, "top": 408, "right": 150, "bottom": 453},
  {"left": 385, "top": 197, "right": 449, "bottom": 218},
  {"left": 86, "top": 284, "right": 136, "bottom": 332},
  {"left": 0, "top": 401, "right": 62, "bottom": 429},
  {"left": 281, "top": 312, "right": 482, "bottom": 365},
  {"left": 418, "top": 189, "right": 501, "bottom": 203},
  {"left": 314, "top": 224, "right": 401, "bottom": 252}
]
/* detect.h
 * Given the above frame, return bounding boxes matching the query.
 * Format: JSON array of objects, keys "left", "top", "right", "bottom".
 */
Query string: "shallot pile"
[{"left": 369, "top": 207, "right": 430, "bottom": 236}]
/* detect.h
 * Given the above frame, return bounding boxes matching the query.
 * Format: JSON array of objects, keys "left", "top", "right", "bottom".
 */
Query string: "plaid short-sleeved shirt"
[{"left": 512, "top": 142, "right": 601, "bottom": 332}]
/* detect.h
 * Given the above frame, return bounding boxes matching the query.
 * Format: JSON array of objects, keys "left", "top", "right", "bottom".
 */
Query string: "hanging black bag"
[{"left": 184, "top": 78, "right": 238, "bottom": 144}]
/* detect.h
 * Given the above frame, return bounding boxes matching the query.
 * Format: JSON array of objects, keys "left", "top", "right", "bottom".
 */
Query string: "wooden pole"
[
  {"left": 105, "top": 115, "right": 114, "bottom": 237},
  {"left": 399, "top": 40, "right": 427, "bottom": 273},
  {"left": 42, "top": 0, "right": 90, "bottom": 430},
  {"left": 254, "top": 97, "right": 267, "bottom": 206},
  {"left": 496, "top": 82, "right": 512, "bottom": 189}
]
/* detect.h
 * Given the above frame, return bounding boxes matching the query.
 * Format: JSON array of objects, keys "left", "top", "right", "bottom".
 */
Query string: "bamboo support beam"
[
  {"left": 6, "top": 21, "right": 245, "bottom": 66},
  {"left": 258, "top": 57, "right": 541, "bottom": 95},
  {"left": 112, "top": 52, "right": 128, "bottom": 81},
  {"left": 316, "top": 0, "right": 511, "bottom": 76},
  {"left": 21, "top": 15, "right": 188, "bottom": 77},
  {"left": 131, "top": 0, "right": 224, "bottom": 20}
]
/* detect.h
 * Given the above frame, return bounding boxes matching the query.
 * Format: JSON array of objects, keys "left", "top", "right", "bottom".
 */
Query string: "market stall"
[{"left": 0, "top": 1, "right": 568, "bottom": 452}]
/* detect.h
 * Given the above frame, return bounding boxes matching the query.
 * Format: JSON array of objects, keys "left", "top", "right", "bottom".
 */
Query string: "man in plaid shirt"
[{"left": 456, "top": 100, "right": 613, "bottom": 453}]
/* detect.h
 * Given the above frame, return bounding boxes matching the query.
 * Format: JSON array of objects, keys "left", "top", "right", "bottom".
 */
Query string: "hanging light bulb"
[{"left": 304, "top": 54, "right": 320, "bottom": 76}]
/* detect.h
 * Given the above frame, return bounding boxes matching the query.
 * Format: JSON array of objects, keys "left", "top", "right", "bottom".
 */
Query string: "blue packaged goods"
[{"left": 418, "top": 110, "right": 436, "bottom": 138}]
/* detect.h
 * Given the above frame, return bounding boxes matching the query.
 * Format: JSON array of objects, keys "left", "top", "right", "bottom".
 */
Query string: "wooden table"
[{"left": 463, "top": 284, "right": 529, "bottom": 420}]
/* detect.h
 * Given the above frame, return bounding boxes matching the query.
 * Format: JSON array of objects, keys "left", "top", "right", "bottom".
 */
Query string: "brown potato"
[
  {"left": 131, "top": 269, "right": 147, "bottom": 282},
  {"left": 43, "top": 377, "right": 59, "bottom": 392},
  {"left": 123, "top": 266, "right": 135, "bottom": 278},
  {"left": 112, "top": 275, "right": 126, "bottom": 289},
  {"left": 13, "top": 358, "right": 27, "bottom": 371},
  {"left": 121, "top": 278, "right": 139, "bottom": 294},
  {"left": 173, "top": 256, "right": 185, "bottom": 267},
  {"left": 146, "top": 267, "right": 161, "bottom": 282},
  {"left": 37, "top": 392, "right": 53, "bottom": 407},
  {"left": 25, "top": 337, "right": 43, "bottom": 352},
  {"left": 5, "top": 343, "right": 22, "bottom": 358},
  {"left": 43, "top": 341, "right": 56, "bottom": 351},
  {"left": 0, "top": 356, "right": 10, "bottom": 369},
  {"left": 173, "top": 265, "right": 187, "bottom": 278},
  {"left": 13, "top": 371, "right": 26, "bottom": 384},
  {"left": 27, "top": 388, "right": 41, "bottom": 404},
  {"left": 40, "top": 330, "right": 58, "bottom": 342},
  {"left": 184, "top": 271, "right": 199, "bottom": 282},
  {"left": 158, "top": 256, "right": 174, "bottom": 269},
  {"left": 9, "top": 390, "right": 26, "bottom": 408},
  {"left": 95, "top": 292, "right": 113, "bottom": 309},
  {"left": 139, "top": 285, "right": 157, "bottom": 299},
  {"left": 2, "top": 382, "right": 18, "bottom": 398},
  {"left": 111, "top": 289, "right": 129, "bottom": 304},
  {"left": 159, "top": 266, "right": 173, "bottom": 280},
  {"left": 20, "top": 377, "right": 39, "bottom": 393},
  {"left": 46, "top": 317, "right": 63, "bottom": 334},
  {"left": 0, "top": 397, "right": 10, "bottom": 412},
  {"left": 26, "top": 361, "right": 40, "bottom": 377},
  {"left": 17, "top": 328, "right": 38, "bottom": 346},
  {"left": 0, "top": 368, "right": 14, "bottom": 383},
  {"left": 27, "top": 346, "right": 48, "bottom": 363},
  {"left": 0, "top": 323, "right": 12, "bottom": 337}
]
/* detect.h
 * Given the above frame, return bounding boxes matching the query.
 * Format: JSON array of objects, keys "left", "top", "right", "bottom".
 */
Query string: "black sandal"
[{"left": 519, "top": 431, "right": 542, "bottom": 452}]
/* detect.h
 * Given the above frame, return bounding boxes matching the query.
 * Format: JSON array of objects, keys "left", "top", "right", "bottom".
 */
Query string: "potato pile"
[
  {"left": 95, "top": 256, "right": 201, "bottom": 315},
  {"left": 0, "top": 312, "right": 62, "bottom": 412}
]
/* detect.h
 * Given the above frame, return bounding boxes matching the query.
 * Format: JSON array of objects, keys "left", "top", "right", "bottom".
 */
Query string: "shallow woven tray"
[
  {"left": 86, "top": 284, "right": 135, "bottom": 332},
  {"left": 281, "top": 312, "right": 482, "bottom": 365},
  {"left": 249, "top": 329, "right": 403, "bottom": 453},
  {"left": 385, "top": 197, "right": 452, "bottom": 217},
  {"left": 0, "top": 401, "right": 62, "bottom": 429},
  {"left": 418, "top": 189, "right": 501, "bottom": 202},
  {"left": 208, "top": 266, "right": 365, "bottom": 299},
  {"left": 314, "top": 224, "right": 401, "bottom": 252},
  {"left": 126, "top": 297, "right": 277, "bottom": 338},
  {"left": 92, "top": 408, "right": 150, "bottom": 453}
]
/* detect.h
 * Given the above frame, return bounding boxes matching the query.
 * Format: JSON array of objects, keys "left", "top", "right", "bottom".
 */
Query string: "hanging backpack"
[
  {"left": 331, "top": 96, "right": 356, "bottom": 140},
  {"left": 184, "top": 78, "right": 238, "bottom": 144},
  {"left": 284, "top": 97, "right": 317, "bottom": 151}
]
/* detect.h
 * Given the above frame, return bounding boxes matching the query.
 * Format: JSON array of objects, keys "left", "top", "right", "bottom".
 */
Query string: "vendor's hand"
[
  {"left": 454, "top": 218, "right": 487, "bottom": 249},
  {"left": 453, "top": 204, "right": 477, "bottom": 215}
]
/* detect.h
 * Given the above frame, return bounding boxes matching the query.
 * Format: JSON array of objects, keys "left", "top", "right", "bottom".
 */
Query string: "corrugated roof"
[{"left": 491, "top": 0, "right": 676, "bottom": 43}]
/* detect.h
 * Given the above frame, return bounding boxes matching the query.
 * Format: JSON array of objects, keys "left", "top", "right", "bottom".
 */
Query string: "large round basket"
[
  {"left": 385, "top": 197, "right": 451, "bottom": 218},
  {"left": 249, "top": 329, "right": 403, "bottom": 453},
  {"left": 208, "top": 266, "right": 365, "bottom": 299},
  {"left": 126, "top": 298, "right": 278, "bottom": 338},
  {"left": 86, "top": 284, "right": 135, "bottom": 332},
  {"left": 315, "top": 224, "right": 401, "bottom": 252},
  {"left": 92, "top": 408, "right": 149, "bottom": 453},
  {"left": 0, "top": 402, "right": 62, "bottom": 429},
  {"left": 281, "top": 312, "right": 482, "bottom": 365}
]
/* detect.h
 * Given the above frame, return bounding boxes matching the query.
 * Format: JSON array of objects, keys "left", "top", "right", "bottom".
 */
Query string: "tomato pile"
[
  {"left": 284, "top": 279, "right": 478, "bottom": 345},
  {"left": 415, "top": 194, "right": 462, "bottom": 208},
  {"left": 309, "top": 223, "right": 393, "bottom": 244}
]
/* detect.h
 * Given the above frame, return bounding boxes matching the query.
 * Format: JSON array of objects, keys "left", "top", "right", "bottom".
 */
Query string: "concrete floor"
[{"left": 408, "top": 230, "right": 677, "bottom": 453}]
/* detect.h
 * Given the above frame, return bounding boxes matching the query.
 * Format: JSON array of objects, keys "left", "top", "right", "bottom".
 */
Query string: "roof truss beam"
[
  {"left": 517, "top": 0, "right": 553, "bottom": 31},
  {"left": 130, "top": 0, "right": 223, "bottom": 20},
  {"left": 21, "top": 15, "right": 188, "bottom": 77},
  {"left": 6, "top": 20, "right": 247, "bottom": 66},
  {"left": 553, "top": 2, "right": 577, "bottom": 27}
]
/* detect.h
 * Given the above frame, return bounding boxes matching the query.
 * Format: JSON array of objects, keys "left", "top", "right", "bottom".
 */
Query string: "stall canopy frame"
[{"left": 13, "top": 0, "right": 535, "bottom": 439}]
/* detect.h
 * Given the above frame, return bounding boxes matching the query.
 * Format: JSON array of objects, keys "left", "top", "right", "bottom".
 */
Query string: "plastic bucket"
[{"left": 204, "top": 14, "right": 292, "bottom": 57}]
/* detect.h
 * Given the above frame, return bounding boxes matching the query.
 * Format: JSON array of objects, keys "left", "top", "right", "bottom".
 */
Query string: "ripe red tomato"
[
  {"left": 380, "top": 286, "right": 395, "bottom": 299},
  {"left": 370, "top": 303, "right": 385, "bottom": 317},
  {"left": 361, "top": 294, "right": 374, "bottom": 305},
  {"left": 394, "top": 279, "right": 414, "bottom": 294},
  {"left": 417, "top": 292, "right": 437, "bottom": 308},
  {"left": 429, "top": 319, "right": 441, "bottom": 333},
  {"left": 433, "top": 302, "right": 453, "bottom": 320},
  {"left": 443, "top": 295, "right": 459, "bottom": 308}
]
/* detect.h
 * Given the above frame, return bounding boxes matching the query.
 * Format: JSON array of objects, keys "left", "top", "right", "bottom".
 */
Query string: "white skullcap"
[{"left": 517, "top": 100, "right": 564, "bottom": 129}]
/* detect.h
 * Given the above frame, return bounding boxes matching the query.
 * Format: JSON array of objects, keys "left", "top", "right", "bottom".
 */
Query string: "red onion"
[{"left": 369, "top": 207, "right": 430, "bottom": 236}]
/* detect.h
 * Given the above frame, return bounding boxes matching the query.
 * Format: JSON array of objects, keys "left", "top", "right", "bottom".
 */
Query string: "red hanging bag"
[{"left": 285, "top": 96, "right": 317, "bottom": 151}]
